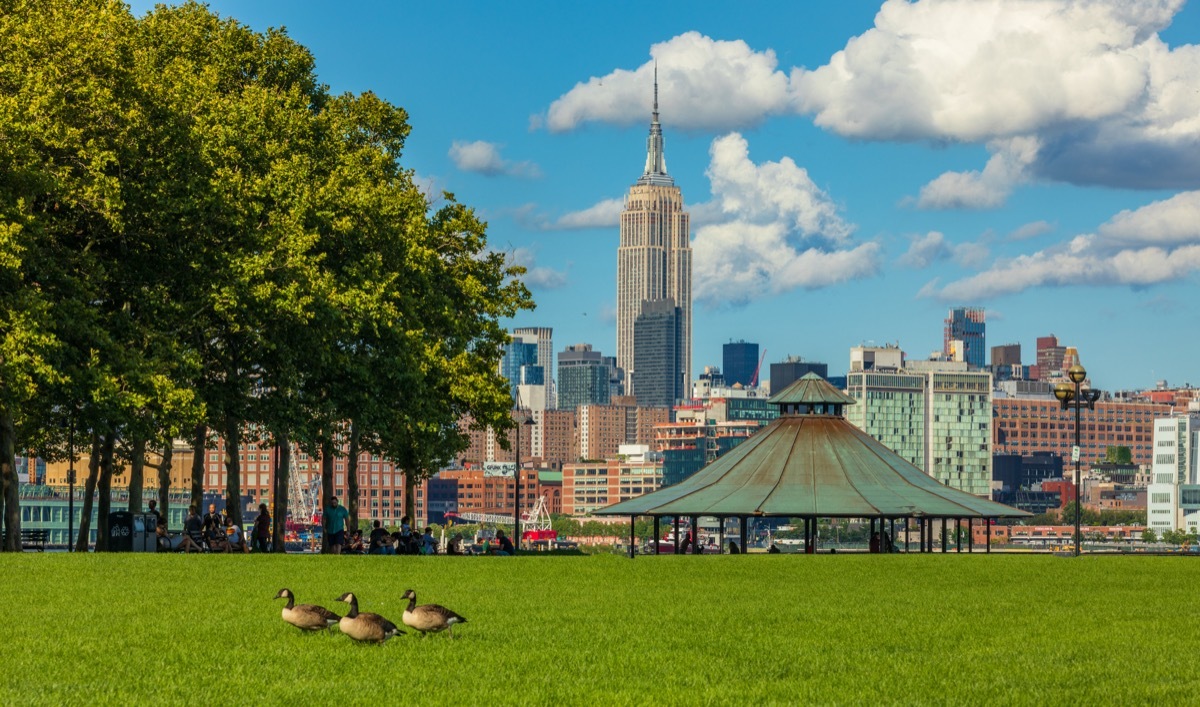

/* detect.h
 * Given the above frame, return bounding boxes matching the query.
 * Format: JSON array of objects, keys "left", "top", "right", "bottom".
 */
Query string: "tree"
[
  {"left": 1103, "top": 446, "right": 1133, "bottom": 465},
  {"left": 1142, "top": 528, "right": 1157, "bottom": 544}
]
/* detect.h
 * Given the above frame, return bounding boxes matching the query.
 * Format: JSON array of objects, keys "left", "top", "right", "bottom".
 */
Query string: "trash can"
[
  {"left": 108, "top": 511, "right": 134, "bottom": 552},
  {"left": 143, "top": 513, "right": 161, "bottom": 553},
  {"left": 132, "top": 514, "right": 157, "bottom": 553}
]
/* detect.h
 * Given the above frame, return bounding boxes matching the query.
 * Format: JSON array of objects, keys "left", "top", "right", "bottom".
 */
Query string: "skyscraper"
[
  {"left": 512, "top": 326, "right": 554, "bottom": 408},
  {"left": 557, "top": 343, "right": 611, "bottom": 411},
  {"left": 632, "top": 298, "right": 685, "bottom": 408},
  {"left": 723, "top": 340, "right": 759, "bottom": 387},
  {"left": 617, "top": 69, "right": 691, "bottom": 398},
  {"left": 943, "top": 307, "right": 985, "bottom": 369}
]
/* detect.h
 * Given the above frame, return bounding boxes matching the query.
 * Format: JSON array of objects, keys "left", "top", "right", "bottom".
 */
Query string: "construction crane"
[{"left": 749, "top": 349, "right": 768, "bottom": 388}]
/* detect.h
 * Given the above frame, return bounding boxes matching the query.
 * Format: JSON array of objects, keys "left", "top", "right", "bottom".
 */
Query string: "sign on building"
[{"left": 482, "top": 462, "right": 516, "bottom": 477}]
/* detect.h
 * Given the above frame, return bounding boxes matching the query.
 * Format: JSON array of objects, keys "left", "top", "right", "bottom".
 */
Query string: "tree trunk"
[
  {"left": 157, "top": 442, "right": 173, "bottom": 522},
  {"left": 271, "top": 434, "right": 290, "bottom": 553},
  {"left": 189, "top": 424, "right": 206, "bottom": 515},
  {"left": 404, "top": 467, "right": 417, "bottom": 528},
  {"left": 0, "top": 409, "right": 19, "bottom": 551},
  {"left": 320, "top": 437, "right": 334, "bottom": 554},
  {"left": 223, "top": 417, "right": 242, "bottom": 527},
  {"left": 95, "top": 433, "right": 116, "bottom": 552},
  {"left": 347, "top": 421, "right": 360, "bottom": 532},
  {"left": 128, "top": 434, "right": 146, "bottom": 513},
  {"left": 75, "top": 435, "right": 100, "bottom": 552}
]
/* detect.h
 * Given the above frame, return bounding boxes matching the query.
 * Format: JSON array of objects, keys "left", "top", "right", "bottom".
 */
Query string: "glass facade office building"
[{"left": 846, "top": 369, "right": 992, "bottom": 496}]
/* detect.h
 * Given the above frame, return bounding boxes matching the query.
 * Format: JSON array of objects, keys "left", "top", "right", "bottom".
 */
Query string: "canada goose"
[
  {"left": 335, "top": 592, "right": 404, "bottom": 643},
  {"left": 274, "top": 588, "right": 340, "bottom": 631},
  {"left": 400, "top": 589, "right": 468, "bottom": 638}
]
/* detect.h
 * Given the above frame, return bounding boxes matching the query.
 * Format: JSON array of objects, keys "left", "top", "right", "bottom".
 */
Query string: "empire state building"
[{"left": 616, "top": 72, "right": 691, "bottom": 403}]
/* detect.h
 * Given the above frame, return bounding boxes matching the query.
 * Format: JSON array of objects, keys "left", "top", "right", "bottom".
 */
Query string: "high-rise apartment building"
[
  {"left": 722, "top": 340, "right": 759, "bottom": 387},
  {"left": 616, "top": 72, "right": 691, "bottom": 398},
  {"left": 845, "top": 346, "right": 993, "bottom": 496},
  {"left": 557, "top": 343, "right": 611, "bottom": 411},
  {"left": 632, "top": 298, "right": 685, "bottom": 407},
  {"left": 511, "top": 327, "right": 554, "bottom": 409},
  {"left": 991, "top": 343, "right": 1020, "bottom": 367},
  {"left": 943, "top": 307, "right": 986, "bottom": 369},
  {"left": 1034, "top": 335, "right": 1066, "bottom": 380},
  {"left": 1146, "top": 414, "right": 1200, "bottom": 534}
]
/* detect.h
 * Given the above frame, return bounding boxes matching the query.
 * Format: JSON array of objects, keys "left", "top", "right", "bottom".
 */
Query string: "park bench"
[{"left": 21, "top": 528, "right": 49, "bottom": 552}]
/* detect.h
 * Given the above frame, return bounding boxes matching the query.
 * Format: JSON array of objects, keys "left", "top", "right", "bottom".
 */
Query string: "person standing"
[
  {"left": 253, "top": 503, "right": 271, "bottom": 553},
  {"left": 324, "top": 496, "right": 350, "bottom": 555}
]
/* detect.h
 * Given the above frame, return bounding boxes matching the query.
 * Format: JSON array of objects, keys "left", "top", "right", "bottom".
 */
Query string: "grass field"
[{"left": 1, "top": 553, "right": 1197, "bottom": 705}]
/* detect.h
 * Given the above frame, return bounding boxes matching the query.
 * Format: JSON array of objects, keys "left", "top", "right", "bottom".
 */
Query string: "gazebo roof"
[
  {"left": 767, "top": 372, "right": 857, "bottom": 406},
  {"left": 597, "top": 378, "right": 1029, "bottom": 519}
]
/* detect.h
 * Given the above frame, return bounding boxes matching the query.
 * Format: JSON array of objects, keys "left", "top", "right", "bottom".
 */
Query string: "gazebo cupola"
[{"left": 767, "top": 372, "right": 858, "bottom": 418}]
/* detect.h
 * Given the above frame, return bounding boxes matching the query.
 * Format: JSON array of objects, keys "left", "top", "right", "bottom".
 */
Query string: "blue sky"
[{"left": 131, "top": 1, "right": 1200, "bottom": 390}]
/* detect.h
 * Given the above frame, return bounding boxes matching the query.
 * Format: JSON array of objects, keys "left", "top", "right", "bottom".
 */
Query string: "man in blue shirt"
[{"left": 324, "top": 496, "right": 351, "bottom": 555}]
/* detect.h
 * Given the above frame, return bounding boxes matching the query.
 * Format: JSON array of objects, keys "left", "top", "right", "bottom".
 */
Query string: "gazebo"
[{"left": 596, "top": 373, "right": 1030, "bottom": 554}]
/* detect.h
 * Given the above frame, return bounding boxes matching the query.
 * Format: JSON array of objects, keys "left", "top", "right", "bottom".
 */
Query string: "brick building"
[{"left": 992, "top": 397, "right": 1165, "bottom": 466}]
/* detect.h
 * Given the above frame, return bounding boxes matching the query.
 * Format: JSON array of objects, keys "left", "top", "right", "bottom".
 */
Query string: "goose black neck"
[
  {"left": 406, "top": 594, "right": 417, "bottom": 612},
  {"left": 284, "top": 595, "right": 294, "bottom": 610},
  {"left": 345, "top": 597, "right": 358, "bottom": 618}
]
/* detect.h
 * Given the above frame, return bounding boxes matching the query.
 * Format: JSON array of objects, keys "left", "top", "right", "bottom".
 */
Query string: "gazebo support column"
[
  {"left": 653, "top": 516, "right": 660, "bottom": 556},
  {"left": 968, "top": 518, "right": 974, "bottom": 553},
  {"left": 889, "top": 518, "right": 896, "bottom": 552},
  {"left": 718, "top": 518, "right": 725, "bottom": 554},
  {"left": 673, "top": 516, "right": 680, "bottom": 553},
  {"left": 987, "top": 518, "right": 992, "bottom": 554},
  {"left": 904, "top": 517, "right": 910, "bottom": 553},
  {"left": 956, "top": 518, "right": 962, "bottom": 553},
  {"left": 739, "top": 516, "right": 747, "bottom": 554},
  {"left": 629, "top": 516, "right": 636, "bottom": 559},
  {"left": 941, "top": 518, "right": 948, "bottom": 553},
  {"left": 691, "top": 516, "right": 700, "bottom": 554}
]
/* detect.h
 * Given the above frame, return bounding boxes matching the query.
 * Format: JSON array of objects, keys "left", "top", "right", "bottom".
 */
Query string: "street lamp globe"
[
  {"left": 1054, "top": 382, "right": 1075, "bottom": 402},
  {"left": 1068, "top": 364, "right": 1087, "bottom": 384}
]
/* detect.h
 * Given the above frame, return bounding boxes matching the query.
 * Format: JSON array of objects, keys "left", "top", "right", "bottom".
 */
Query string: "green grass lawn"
[{"left": 1, "top": 553, "right": 1197, "bottom": 705}]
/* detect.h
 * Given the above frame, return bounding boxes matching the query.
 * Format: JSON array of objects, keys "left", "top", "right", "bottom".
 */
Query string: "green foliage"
[
  {"left": 1103, "top": 446, "right": 1134, "bottom": 465},
  {"left": 0, "top": 0, "right": 532, "bottom": 545},
  {"left": 1, "top": 554, "right": 1199, "bottom": 703},
  {"left": 1142, "top": 528, "right": 1157, "bottom": 543}
]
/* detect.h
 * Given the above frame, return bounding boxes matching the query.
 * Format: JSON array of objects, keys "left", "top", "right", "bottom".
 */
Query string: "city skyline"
[{"left": 125, "top": 0, "right": 1200, "bottom": 390}]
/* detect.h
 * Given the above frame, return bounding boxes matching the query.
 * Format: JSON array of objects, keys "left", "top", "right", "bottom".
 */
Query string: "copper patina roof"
[{"left": 597, "top": 374, "right": 1029, "bottom": 519}]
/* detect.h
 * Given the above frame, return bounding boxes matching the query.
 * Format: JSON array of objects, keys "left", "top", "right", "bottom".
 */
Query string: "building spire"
[{"left": 638, "top": 61, "right": 672, "bottom": 186}]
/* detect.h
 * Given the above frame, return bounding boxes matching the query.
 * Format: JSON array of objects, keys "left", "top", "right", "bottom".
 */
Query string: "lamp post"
[
  {"left": 67, "top": 417, "right": 75, "bottom": 552},
  {"left": 1054, "top": 364, "right": 1102, "bottom": 557},
  {"left": 513, "top": 411, "right": 535, "bottom": 550}
]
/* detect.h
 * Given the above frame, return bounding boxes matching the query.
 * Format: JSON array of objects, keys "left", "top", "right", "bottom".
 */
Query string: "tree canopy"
[{"left": 0, "top": 0, "right": 532, "bottom": 550}]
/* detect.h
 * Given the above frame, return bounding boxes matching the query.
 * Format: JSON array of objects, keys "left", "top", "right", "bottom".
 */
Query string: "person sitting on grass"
[
  {"left": 347, "top": 529, "right": 366, "bottom": 555},
  {"left": 181, "top": 506, "right": 206, "bottom": 553},
  {"left": 447, "top": 534, "right": 464, "bottom": 555},
  {"left": 421, "top": 527, "right": 436, "bottom": 555},
  {"left": 369, "top": 520, "right": 394, "bottom": 555},
  {"left": 224, "top": 516, "right": 247, "bottom": 553},
  {"left": 495, "top": 528, "right": 515, "bottom": 556}
]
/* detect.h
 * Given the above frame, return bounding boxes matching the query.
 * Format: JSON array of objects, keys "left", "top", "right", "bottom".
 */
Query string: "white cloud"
[
  {"left": 1095, "top": 190, "right": 1200, "bottom": 249},
  {"left": 899, "top": 231, "right": 991, "bottom": 269},
  {"left": 916, "top": 137, "right": 1039, "bottom": 209},
  {"left": 552, "top": 198, "right": 624, "bottom": 229},
  {"left": 506, "top": 247, "right": 568, "bottom": 289},
  {"left": 692, "top": 133, "right": 878, "bottom": 305},
  {"left": 449, "top": 140, "right": 541, "bottom": 178},
  {"left": 542, "top": 32, "right": 795, "bottom": 133},
  {"left": 795, "top": 0, "right": 1200, "bottom": 189},
  {"left": 932, "top": 191, "right": 1200, "bottom": 299},
  {"left": 1008, "top": 220, "right": 1055, "bottom": 241}
]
